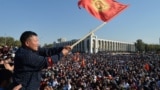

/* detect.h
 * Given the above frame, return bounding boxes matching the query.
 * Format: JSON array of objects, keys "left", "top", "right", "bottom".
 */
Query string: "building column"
[
  {"left": 84, "top": 39, "right": 87, "bottom": 53},
  {"left": 95, "top": 39, "right": 98, "bottom": 53},
  {"left": 90, "top": 36, "right": 93, "bottom": 53}
]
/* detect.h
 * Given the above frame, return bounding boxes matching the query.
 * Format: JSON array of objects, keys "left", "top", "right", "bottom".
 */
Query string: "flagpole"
[{"left": 71, "top": 22, "right": 107, "bottom": 48}]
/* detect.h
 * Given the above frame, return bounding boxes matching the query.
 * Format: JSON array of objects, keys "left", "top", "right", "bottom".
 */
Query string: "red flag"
[
  {"left": 72, "top": 53, "right": 80, "bottom": 61},
  {"left": 78, "top": 0, "right": 128, "bottom": 22},
  {"left": 144, "top": 63, "right": 150, "bottom": 71},
  {"left": 81, "top": 57, "right": 86, "bottom": 67}
]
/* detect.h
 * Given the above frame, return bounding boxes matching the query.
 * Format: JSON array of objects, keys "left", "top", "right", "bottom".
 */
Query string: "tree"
[
  {"left": 0, "top": 36, "right": 20, "bottom": 47},
  {"left": 14, "top": 40, "right": 21, "bottom": 47},
  {"left": 135, "top": 39, "right": 160, "bottom": 53},
  {"left": 6, "top": 37, "right": 14, "bottom": 46},
  {"left": 135, "top": 39, "right": 145, "bottom": 52},
  {"left": 0, "top": 37, "right": 5, "bottom": 46}
]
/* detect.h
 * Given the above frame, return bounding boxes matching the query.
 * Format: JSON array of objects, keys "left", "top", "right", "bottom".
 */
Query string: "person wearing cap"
[{"left": 12, "top": 31, "right": 72, "bottom": 90}]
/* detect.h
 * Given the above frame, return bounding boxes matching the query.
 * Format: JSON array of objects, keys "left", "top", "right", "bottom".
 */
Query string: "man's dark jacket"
[{"left": 13, "top": 46, "right": 63, "bottom": 90}]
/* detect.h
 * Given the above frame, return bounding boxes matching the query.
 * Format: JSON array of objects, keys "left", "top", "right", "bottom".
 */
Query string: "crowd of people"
[
  {"left": 0, "top": 45, "right": 16, "bottom": 71},
  {"left": 0, "top": 45, "right": 16, "bottom": 89},
  {"left": 39, "top": 52, "right": 160, "bottom": 90},
  {"left": 1, "top": 45, "right": 160, "bottom": 90}
]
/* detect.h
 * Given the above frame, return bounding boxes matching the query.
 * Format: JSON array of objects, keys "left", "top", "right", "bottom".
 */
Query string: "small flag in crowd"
[
  {"left": 78, "top": 0, "right": 128, "bottom": 22},
  {"left": 81, "top": 57, "right": 86, "bottom": 67},
  {"left": 72, "top": 52, "right": 80, "bottom": 61},
  {"left": 144, "top": 63, "right": 150, "bottom": 71}
]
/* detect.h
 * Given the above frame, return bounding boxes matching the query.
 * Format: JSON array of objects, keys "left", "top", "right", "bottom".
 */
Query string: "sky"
[{"left": 0, "top": 0, "right": 160, "bottom": 46}]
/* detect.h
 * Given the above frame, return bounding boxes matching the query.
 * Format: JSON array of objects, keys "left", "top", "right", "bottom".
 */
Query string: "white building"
[
  {"left": 53, "top": 33, "right": 136, "bottom": 53},
  {"left": 57, "top": 38, "right": 66, "bottom": 43}
]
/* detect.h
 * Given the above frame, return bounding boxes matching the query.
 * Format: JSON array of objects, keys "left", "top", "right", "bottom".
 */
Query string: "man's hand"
[
  {"left": 62, "top": 45, "right": 72, "bottom": 56},
  {"left": 13, "top": 84, "right": 22, "bottom": 90}
]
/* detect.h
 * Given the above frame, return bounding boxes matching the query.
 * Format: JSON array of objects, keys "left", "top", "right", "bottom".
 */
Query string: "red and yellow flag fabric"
[{"left": 78, "top": 0, "right": 128, "bottom": 22}]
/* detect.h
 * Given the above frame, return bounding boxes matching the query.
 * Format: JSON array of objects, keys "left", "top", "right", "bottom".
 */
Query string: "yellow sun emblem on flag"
[{"left": 92, "top": 0, "right": 110, "bottom": 12}]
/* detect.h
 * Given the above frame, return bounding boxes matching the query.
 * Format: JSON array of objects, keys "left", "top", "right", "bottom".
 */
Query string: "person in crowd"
[
  {"left": 12, "top": 31, "right": 72, "bottom": 90},
  {"left": 0, "top": 69, "right": 13, "bottom": 90},
  {"left": 40, "top": 52, "right": 160, "bottom": 90},
  {"left": 1, "top": 31, "right": 160, "bottom": 90}
]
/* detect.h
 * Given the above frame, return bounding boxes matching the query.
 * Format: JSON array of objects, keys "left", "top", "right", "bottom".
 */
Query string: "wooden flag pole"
[{"left": 71, "top": 22, "right": 107, "bottom": 48}]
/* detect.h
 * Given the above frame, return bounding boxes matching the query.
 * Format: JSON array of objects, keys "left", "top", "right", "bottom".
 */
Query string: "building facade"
[{"left": 53, "top": 34, "right": 136, "bottom": 53}]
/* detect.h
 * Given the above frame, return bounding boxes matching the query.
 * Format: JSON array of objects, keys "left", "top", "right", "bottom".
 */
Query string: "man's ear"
[{"left": 25, "top": 41, "right": 29, "bottom": 47}]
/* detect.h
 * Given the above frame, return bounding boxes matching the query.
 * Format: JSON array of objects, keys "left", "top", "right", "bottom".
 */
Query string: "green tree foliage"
[
  {"left": 6, "top": 37, "right": 14, "bottom": 46},
  {"left": 0, "top": 37, "right": 5, "bottom": 46},
  {"left": 14, "top": 40, "right": 21, "bottom": 47},
  {"left": 135, "top": 39, "right": 160, "bottom": 53},
  {"left": 0, "top": 37, "right": 21, "bottom": 47},
  {"left": 135, "top": 39, "right": 145, "bottom": 52}
]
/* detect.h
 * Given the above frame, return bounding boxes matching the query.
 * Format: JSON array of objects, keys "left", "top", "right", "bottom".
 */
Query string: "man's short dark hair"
[{"left": 20, "top": 31, "right": 37, "bottom": 46}]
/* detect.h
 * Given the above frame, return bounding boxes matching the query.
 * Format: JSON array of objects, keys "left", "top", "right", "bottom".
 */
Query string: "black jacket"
[{"left": 13, "top": 46, "right": 63, "bottom": 90}]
